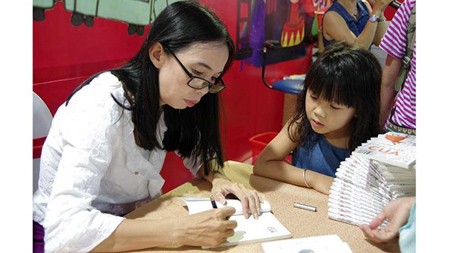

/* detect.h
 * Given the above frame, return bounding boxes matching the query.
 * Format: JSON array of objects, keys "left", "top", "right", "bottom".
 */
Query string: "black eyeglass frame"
[{"left": 164, "top": 46, "right": 226, "bottom": 94}]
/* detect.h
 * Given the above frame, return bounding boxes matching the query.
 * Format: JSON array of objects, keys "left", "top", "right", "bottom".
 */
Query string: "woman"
[
  {"left": 33, "top": 1, "right": 262, "bottom": 252},
  {"left": 322, "top": 0, "right": 392, "bottom": 50}
]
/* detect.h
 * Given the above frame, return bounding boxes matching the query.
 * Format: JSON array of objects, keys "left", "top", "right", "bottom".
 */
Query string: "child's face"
[{"left": 305, "top": 89, "right": 356, "bottom": 138}]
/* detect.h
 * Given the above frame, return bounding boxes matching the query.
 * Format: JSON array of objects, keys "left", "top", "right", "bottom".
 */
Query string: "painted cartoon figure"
[
  {"left": 281, "top": 0, "right": 305, "bottom": 47},
  {"left": 33, "top": 0, "right": 184, "bottom": 35}
]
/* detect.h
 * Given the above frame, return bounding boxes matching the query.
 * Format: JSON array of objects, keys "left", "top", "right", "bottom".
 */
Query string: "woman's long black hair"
[
  {"left": 67, "top": 1, "right": 235, "bottom": 175},
  {"left": 289, "top": 41, "right": 381, "bottom": 151}
]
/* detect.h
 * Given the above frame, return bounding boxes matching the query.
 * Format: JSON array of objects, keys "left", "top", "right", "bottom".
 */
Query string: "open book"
[{"left": 180, "top": 197, "right": 292, "bottom": 248}]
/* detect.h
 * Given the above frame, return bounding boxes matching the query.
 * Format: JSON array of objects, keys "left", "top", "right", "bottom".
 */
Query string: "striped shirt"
[{"left": 379, "top": 0, "right": 416, "bottom": 129}]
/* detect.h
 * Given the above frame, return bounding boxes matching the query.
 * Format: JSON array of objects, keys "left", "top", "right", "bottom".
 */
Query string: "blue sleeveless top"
[
  {"left": 322, "top": 0, "right": 370, "bottom": 48},
  {"left": 292, "top": 133, "right": 350, "bottom": 177}
]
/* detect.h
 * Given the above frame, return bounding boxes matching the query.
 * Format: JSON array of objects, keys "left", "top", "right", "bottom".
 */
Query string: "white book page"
[
  {"left": 180, "top": 197, "right": 291, "bottom": 248},
  {"left": 203, "top": 212, "right": 292, "bottom": 249},
  {"left": 181, "top": 197, "right": 272, "bottom": 215}
]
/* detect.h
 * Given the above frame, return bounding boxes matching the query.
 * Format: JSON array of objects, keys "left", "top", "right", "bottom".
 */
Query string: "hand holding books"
[{"left": 360, "top": 196, "right": 415, "bottom": 243}]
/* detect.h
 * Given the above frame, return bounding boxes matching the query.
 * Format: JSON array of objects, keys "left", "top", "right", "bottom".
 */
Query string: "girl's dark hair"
[
  {"left": 67, "top": 1, "right": 235, "bottom": 175},
  {"left": 289, "top": 41, "right": 381, "bottom": 151}
]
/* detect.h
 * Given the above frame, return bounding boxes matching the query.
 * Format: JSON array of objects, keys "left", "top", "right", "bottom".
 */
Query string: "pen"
[
  {"left": 293, "top": 202, "right": 317, "bottom": 212},
  {"left": 210, "top": 195, "right": 218, "bottom": 209}
]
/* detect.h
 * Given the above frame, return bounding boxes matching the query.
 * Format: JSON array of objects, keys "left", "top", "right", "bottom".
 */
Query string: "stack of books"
[{"left": 328, "top": 132, "right": 416, "bottom": 226}]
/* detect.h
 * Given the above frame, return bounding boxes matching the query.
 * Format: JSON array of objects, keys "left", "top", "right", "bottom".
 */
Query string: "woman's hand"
[
  {"left": 176, "top": 206, "right": 237, "bottom": 247},
  {"left": 370, "top": 0, "right": 393, "bottom": 16},
  {"left": 360, "top": 197, "right": 415, "bottom": 243},
  {"left": 210, "top": 177, "right": 263, "bottom": 219}
]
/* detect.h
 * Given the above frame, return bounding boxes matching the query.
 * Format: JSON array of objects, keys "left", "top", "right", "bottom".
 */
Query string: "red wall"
[{"left": 33, "top": 1, "right": 311, "bottom": 192}]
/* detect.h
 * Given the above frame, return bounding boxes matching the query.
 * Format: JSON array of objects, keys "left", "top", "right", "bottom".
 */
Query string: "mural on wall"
[
  {"left": 235, "top": 0, "right": 316, "bottom": 67},
  {"left": 34, "top": 0, "right": 316, "bottom": 65},
  {"left": 33, "top": 0, "right": 184, "bottom": 36}
]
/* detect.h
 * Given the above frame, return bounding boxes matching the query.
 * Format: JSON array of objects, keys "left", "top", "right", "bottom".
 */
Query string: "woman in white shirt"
[{"left": 33, "top": 1, "right": 262, "bottom": 252}]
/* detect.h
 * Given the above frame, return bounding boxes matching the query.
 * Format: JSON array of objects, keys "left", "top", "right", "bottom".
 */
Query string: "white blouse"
[{"left": 33, "top": 72, "right": 201, "bottom": 252}]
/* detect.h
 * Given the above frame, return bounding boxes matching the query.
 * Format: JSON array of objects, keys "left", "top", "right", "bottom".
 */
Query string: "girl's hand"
[
  {"left": 210, "top": 177, "right": 262, "bottom": 219},
  {"left": 177, "top": 206, "right": 237, "bottom": 247}
]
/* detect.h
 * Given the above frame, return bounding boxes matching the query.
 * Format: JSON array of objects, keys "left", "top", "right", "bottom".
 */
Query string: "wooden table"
[{"left": 126, "top": 161, "right": 400, "bottom": 253}]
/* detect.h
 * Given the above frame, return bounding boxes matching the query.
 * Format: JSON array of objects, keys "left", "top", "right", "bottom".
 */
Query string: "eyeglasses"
[{"left": 164, "top": 47, "right": 226, "bottom": 94}]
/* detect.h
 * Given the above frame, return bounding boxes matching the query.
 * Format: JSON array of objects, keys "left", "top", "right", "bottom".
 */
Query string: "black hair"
[
  {"left": 67, "top": 1, "right": 235, "bottom": 175},
  {"left": 288, "top": 41, "right": 381, "bottom": 151}
]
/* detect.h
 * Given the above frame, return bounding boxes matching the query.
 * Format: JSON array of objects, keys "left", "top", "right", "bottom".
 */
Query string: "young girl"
[
  {"left": 33, "top": 2, "right": 262, "bottom": 252},
  {"left": 254, "top": 41, "right": 381, "bottom": 195}
]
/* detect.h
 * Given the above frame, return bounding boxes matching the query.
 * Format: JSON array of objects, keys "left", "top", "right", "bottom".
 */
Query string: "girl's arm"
[{"left": 253, "top": 121, "right": 333, "bottom": 195}]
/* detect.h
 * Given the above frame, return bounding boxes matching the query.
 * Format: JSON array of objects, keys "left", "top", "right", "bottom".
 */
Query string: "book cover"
[
  {"left": 180, "top": 197, "right": 292, "bottom": 248},
  {"left": 353, "top": 132, "right": 416, "bottom": 169}
]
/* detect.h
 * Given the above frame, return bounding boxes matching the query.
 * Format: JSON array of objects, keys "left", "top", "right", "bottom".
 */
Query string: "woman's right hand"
[
  {"left": 176, "top": 206, "right": 237, "bottom": 247},
  {"left": 360, "top": 197, "right": 415, "bottom": 243}
]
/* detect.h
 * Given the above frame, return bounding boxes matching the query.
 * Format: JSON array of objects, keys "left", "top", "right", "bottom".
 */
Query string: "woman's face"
[{"left": 157, "top": 42, "right": 229, "bottom": 109}]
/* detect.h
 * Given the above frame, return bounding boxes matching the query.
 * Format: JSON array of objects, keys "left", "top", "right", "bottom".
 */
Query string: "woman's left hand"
[{"left": 210, "top": 177, "right": 262, "bottom": 219}]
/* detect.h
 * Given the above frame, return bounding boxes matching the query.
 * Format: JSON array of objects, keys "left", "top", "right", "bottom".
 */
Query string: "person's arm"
[
  {"left": 368, "top": 0, "right": 391, "bottom": 46},
  {"left": 176, "top": 142, "right": 263, "bottom": 219},
  {"left": 322, "top": 0, "right": 392, "bottom": 49},
  {"left": 360, "top": 196, "right": 415, "bottom": 243},
  {"left": 379, "top": 54, "right": 402, "bottom": 128},
  {"left": 91, "top": 206, "right": 237, "bottom": 252},
  {"left": 253, "top": 120, "right": 333, "bottom": 195},
  {"left": 373, "top": 19, "right": 390, "bottom": 46}
]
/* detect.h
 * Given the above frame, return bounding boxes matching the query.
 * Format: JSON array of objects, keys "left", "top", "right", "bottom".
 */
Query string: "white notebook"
[{"left": 180, "top": 197, "right": 292, "bottom": 248}]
